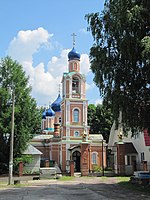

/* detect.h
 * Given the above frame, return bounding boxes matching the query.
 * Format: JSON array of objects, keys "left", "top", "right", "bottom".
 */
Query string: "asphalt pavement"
[{"left": 0, "top": 176, "right": 150, "bottom": 200}]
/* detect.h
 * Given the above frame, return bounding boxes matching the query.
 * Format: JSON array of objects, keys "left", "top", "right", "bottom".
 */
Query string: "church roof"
[
  {"left": 23, "top": 144, "right": 42, "bottom": 155},
  {"left": 68, "top": 47, "right": 80, "bottom": 61},
  {"left": 32, "top": 134, "right": 53, "bottom": 140},
  {"left": 46, "top": 106, "right": 55, "bottom": 117},
  {"left": 51, "top": 94, "right": 62, "bottom": 112},
  {"left": 42, "top": 109, "right": 46, "bottom": 119},
  {"left": 68, "top": 145, "right": 81, "bottom": 151},
  {"left": 89, "top": 134, "right": 104, "bottom": 141},
  {"left": 63, "top": 71, "right": 86, "bottom": 80}
]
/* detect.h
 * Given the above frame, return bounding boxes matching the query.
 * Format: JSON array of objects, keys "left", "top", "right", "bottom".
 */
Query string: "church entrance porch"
[{"left": 72, "top": 151, "right": 81, "bottom": 172}]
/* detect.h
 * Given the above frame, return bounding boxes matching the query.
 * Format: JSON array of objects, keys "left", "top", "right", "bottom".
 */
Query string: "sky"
[{"left": 0, "top": 0, "right": 105, "bottom": 106}]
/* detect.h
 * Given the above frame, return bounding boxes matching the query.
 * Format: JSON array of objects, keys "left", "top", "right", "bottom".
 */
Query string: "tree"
[
  {"left": 0, "top": 56, "right": 41, "bottom": 172},
  {"left": 87, "top": 104, "right": 97, "bottom": 133},
  {"left": 88, "top": 104, "right": 113, "bottom": 142},
  {"left": 85, "top": 0, "right": 150, "bottom": 134}
]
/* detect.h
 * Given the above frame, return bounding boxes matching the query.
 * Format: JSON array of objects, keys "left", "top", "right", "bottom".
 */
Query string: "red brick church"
[{"left": 31, "top": 43, "right": 106, "bottom": 175}]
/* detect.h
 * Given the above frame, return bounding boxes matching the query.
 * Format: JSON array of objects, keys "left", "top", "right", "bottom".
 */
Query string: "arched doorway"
[{"left": 72, "top": 151, "right": 81, "bottom": 172}]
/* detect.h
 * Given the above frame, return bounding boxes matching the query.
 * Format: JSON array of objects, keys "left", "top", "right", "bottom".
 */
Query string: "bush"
[
  {"left": 13, "top": 155, "right": 33, "bottom": 173},
  {"left": 93, "top": 165, "right": 102, "bottom": 172}
]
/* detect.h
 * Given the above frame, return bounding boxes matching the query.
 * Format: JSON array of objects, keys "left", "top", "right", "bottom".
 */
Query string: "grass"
[
  {"left": 117, "top": 176, "right": 130, "bottom": 182},
  {"left": 0, "top": 181, "right": 7, "bottom": 188},
  {"left": 0, "top": 180, "right": 31, "bottom": 189},
  {"left": 0, "top": 181, "right": 7, "bottom": 184},
  {"left": 99, "top": 176, "right": 108, "bottom": 181},
  {"left": 59, "top": 176, "right": 75, "bottom": 181}
]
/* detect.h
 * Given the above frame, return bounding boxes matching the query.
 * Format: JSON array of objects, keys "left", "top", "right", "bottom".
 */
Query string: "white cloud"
[
  {"left": 80, "top": 54, "right": 90, "bottom": 75},
  {"left": 7, "top": 27, "right": 52, "bottom": 63},
  {"left": 7, "top": 27, "right": 91, "bottom": 106},
  {"left": 31, "top": 62, "right": 62, "bottom": 104},
  {"left": 95, "top": 99, "right": 103, "bottom": 105},
  {"left": 47, "top": 49, "right": 69, "bottom": 77}
]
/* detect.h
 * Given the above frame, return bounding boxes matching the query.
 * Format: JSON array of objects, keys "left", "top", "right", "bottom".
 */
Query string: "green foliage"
[
  {"left": 88, "top": 103, "right": 113, "bottom": 142},
  {"left": 59, "top": 176, "right": 75, "bottom": 181},
  {"left": 14, "top": 155, "right": 33, "bottom": 167},
  {"left": 93, "top": 164, "right": 102, "bottom": 172},
  {"left": 85, "top": 0, "right": 150, "bottom": 134},
  {"left": 13, "top": 155, "right": 33, "bottom": 173},
  {"left": 0, "top": 56, "right": 41, "bottom": 171}
]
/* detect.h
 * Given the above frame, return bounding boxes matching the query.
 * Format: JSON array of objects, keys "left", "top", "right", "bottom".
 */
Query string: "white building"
[{"left": 108, "top": 121, "right": 150, "bottom": 175}]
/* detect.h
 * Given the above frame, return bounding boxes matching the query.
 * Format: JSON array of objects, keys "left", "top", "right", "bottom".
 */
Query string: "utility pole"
[
  {"left": 102, "top": 139, "right": 104, "bottom": 176},
  {"left": 8, "top": 91, "right": 15, "bottom": 185}
]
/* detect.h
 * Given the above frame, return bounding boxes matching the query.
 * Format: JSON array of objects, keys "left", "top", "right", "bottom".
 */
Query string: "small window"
[
  {"left": 72, "top": 77, "right": 79, "bottom": 94},
  {"left": 74, "top": 131, "right": 79, "bottom": 137},
  {"left": 73, "top": 109, "right": 79, "bottom": 122},
  {"left": 59, "top": 117, "right": 61, "bottom": 123},
  {"left": 73, "top": 62, "right": 77, "bottom": 70},
  {"left": 92, "top": 152, "right": 97, "bottom": 164}
]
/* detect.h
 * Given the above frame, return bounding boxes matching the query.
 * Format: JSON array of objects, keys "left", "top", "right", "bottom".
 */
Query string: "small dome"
[
  {"left": 51, "top": 94, "right": 62, "bottom": 112},
  {"left": 46, "top": 106, "right": 55, "bottom": 117},
  {"left": 42, "top": 109, "right": 46, "bottom": 119},
  {"left": 68, "top": 47, "right": 80, "bottom": 61}
]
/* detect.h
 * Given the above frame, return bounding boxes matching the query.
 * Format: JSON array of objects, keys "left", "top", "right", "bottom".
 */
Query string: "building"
[
  {"left": 108, "top": 119, "right": 150, "bottom": 175},
  {"left": 23, "top": 144, "right": 42, "bottom": 174},
  {"left": 31, "top": 44, "right": 106, "bottom": 175}
]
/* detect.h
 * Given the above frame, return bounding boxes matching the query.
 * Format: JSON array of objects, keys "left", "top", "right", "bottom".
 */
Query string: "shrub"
[{"left": 93, "top": 165, "right": 102, "bottom": 172}]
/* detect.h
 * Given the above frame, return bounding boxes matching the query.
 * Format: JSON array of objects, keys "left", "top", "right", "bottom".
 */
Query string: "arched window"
[
  {"left": 73, "top": 109, "right": 79, "bottom": 122},
  {"left": 72, "top": 77, "right": 79, "bottom": 94},
  {"left": 92, "top": 152, "right": 97, "bottom": 164},
  {"left": 73, "top": 62, "right": 77, "bottom": 70}
]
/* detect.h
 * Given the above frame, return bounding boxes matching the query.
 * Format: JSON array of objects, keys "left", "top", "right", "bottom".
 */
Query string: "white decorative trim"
[
  {"left": 66, "top": 101, "right": 70, "bottom": 124},
  {"left": 50, "top": 143, "right": 52, "bottom": 160},
  {"left": 83, "top": 101, "right": 87, "bottom": 126},
  {"left": 60, "top": 143, "right": 62, "bottom": 168},
  {"left": 69, "top": 78, "right": 72, "bottom": 98},
  {"left": 66, "top": 144, "right": 70, "bottom": 171},
  {"left": 66, "top": 127, "right": 70, "bottom": 140},
  {"left": 92, "top": 152, "right": 98, "bottom": 164}
]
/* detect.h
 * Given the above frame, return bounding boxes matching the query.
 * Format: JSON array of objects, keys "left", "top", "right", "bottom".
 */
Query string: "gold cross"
[
  {"left": 71, "top": 33, "right": 77, "bottom": 48},
  {"left": 58, "top": 84, "right": 61, "bottom": 94}
]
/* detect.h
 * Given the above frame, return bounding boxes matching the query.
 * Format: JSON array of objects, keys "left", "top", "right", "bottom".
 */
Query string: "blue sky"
[{"left": 0, "top": 0, "right": 105, "bottom": 106}]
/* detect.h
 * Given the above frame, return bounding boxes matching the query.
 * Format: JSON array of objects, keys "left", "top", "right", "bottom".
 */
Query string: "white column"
[
  {"left": 66, "top": 143, "right": 70, "bottom": 172},
  {"left": 66, "top": 127, "right": 70, "bottom": 140},
  {"left": 69, "top": 78, "right": 72, "bottom": 98},
  {"left": 66, "top": 101, "right": 70, "bottom": 125}
]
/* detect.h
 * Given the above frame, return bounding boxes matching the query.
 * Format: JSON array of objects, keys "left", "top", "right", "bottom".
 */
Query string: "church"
[{"left": 31, "top": 41, "right": 106, "bottom": 175}]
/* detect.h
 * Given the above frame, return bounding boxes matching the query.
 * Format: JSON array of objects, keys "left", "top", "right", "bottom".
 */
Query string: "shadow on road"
[{"left": 1, "top": 178, "right": 150, "bottom": 200}]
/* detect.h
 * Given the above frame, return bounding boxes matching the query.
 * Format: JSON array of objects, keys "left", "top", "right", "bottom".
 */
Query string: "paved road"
[{"left": 0, "top": 177, "right": 150, "bottom": 200}]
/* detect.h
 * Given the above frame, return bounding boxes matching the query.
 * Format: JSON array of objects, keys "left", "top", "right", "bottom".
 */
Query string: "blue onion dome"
[
  {"left": 42, "top": 109, "right": 46, "bottom": 119},
  {"left": 51, "top": 94, "right": 62, "bottom": 112},
  {"left": 46, "top": 106, "right": 55, "bottom": 117},
  {"left": 68, "top": 47, "right": 80, "bottom": 61}
]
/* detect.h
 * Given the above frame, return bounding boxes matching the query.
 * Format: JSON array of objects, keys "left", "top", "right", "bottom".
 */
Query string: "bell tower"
[{"left": 61, "top": 34, "right": 89, "bottom": 142}]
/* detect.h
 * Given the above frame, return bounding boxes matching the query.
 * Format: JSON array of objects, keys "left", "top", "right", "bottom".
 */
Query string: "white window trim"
[
  {"left": 72, "top": 107, "right": 81, "bottom": 122},
  {"left": 92, "top": 152, "right": 98, "bottom": 164}
]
